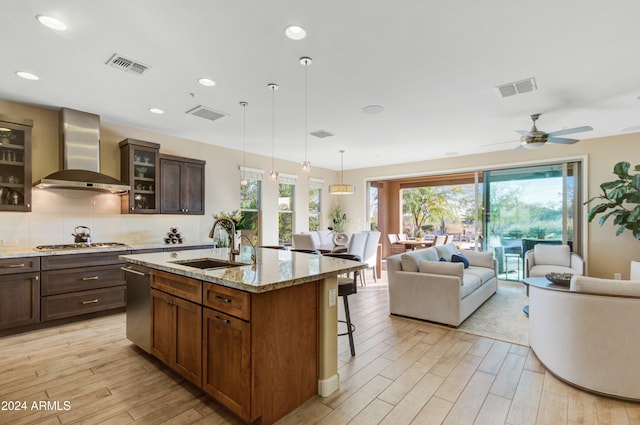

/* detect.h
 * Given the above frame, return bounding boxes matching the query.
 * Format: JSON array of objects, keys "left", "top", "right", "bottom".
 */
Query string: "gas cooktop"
[{"left": 34, "top": 242, "right": 130, "bottom": 252}]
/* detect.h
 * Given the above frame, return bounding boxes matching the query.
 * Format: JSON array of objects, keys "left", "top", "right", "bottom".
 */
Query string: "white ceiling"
[{"left": 2, "top": 0, "right": 640, "bottom": 171}]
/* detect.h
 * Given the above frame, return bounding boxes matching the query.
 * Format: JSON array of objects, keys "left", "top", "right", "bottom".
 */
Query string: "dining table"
[{"left": 398, "top": 239, "right": 434, "bottom": 250}]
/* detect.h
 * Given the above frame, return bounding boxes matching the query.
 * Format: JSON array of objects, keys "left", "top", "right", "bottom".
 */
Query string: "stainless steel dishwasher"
[{"left": 122, "top": 263, "right": 152, "bottom": 353}]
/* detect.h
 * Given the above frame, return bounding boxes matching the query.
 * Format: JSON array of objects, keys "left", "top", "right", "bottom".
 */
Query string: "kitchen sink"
[{"left": 170, "top": 258, "right": 248, "bottom": 270}]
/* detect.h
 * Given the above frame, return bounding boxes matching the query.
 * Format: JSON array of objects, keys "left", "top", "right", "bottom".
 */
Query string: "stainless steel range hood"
[{"left": 33, "top": 108, "right": 130, "bottom": 194}]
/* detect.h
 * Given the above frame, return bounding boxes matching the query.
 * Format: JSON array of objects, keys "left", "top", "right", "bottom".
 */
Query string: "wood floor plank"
[{"left": 2, "top": 275, "right": 640, "bottom": 425}]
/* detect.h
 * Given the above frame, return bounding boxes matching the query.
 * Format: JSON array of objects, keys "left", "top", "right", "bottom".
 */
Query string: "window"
[
  {"left": 309, "top": 178, "right": 323, "bottom": 231},
  {"left": 240, "top": 168, "right": 262, "bottom": 245},
  {"left": 278, "top": 174, "right": 296, "bottom": 245}
]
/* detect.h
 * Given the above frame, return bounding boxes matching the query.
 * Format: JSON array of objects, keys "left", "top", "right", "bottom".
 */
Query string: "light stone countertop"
[
  {"left": 120, "top": 247, "right": 365, "bottom": 293},
  {"left": 0, "top": 241, "right": 214, "bottom": 259}
]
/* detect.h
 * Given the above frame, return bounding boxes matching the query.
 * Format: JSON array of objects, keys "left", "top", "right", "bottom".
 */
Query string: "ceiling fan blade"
[
  {"left": 621, "top": 125, "right": 640, "bottom": 133},
  {"left": 547, "top": 125, "right": 593, "bottom": 137},
  {"left": 547, "top": 137, "right": 579, "bottom": 145},
  {"left": 516, "top": 130, "right": 532, "bottom": 136},
  {"left": 512, "top": 144, "right": 524, "bottom": 151}
]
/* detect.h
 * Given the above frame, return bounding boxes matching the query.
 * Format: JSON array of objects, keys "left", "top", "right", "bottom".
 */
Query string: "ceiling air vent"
[
  {"left": 105, "top": 53, "right": 150, "bottom": 76},
  {"left": 185, "top": 105, "right": 228, "bottom": 122},
  {"left": 309, "top": 129, "right": 333, "bottom": 138},
  {"left": 495, "top": 77, "right": 537, "bottom": 98}
]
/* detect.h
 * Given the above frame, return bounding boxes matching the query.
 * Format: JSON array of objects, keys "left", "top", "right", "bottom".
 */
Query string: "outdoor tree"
[{"left": 402, "top": 186, "right": 461, "bottom": 235}]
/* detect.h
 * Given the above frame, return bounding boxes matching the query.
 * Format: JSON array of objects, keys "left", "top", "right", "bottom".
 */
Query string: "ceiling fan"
[{"left": 514, "top": 113, "right": 593, "bottom": 150}]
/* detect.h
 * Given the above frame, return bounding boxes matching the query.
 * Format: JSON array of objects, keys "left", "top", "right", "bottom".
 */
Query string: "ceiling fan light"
[{"left": 522, "top": 141, "right": 545, "bottom": 149}]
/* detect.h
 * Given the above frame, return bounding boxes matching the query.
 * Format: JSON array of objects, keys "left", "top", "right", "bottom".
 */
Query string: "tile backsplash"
[{"left": 0, "top": 188, "right": 210, "bottom": 249}]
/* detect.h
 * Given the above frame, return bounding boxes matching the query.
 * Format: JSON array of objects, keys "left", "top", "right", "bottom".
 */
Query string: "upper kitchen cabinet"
[
  {"left": 0, "top": 114, "right": 33, "bottom": 212},
  {"left": 159, "top": 154, "right": 205, "bottom": 215},
  {"left": 120, "top": 138, "right": 160, "bottom": 214}
]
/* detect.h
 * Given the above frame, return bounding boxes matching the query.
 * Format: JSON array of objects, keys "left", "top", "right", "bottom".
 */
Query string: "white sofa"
[
  {"left": 529, "top": 275, "right": 640, "bottom": 401},
  {"left": 387, "top": 243, "right": 498, "bottom": 326}
]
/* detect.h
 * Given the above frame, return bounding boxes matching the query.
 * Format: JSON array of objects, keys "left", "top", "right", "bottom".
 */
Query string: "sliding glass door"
[{"left": 483, "top": 162, "right": 582, "bottom": 280}]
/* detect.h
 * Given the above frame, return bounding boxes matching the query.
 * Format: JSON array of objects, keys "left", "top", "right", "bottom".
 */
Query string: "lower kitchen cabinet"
[
  {"left": 0, "top": 256, "right": 40, "bottom": 330},
  {"left": 0, "top": 271, "right": 40, "bottom": 330},
  {"left": 150, "top": 272, "right": 202, "bottom": 387},
  {"left": 202, "top": 308, "right": 251, "bottom": 420},
  {"left": 40, "top": 251, "right": 127, "bottom": 321}
]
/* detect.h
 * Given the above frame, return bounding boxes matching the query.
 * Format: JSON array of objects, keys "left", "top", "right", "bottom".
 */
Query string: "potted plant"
[
  {"left": 328, "top": 205, "right": 346, "bottom": 233},
  {"left": 585, "top": 161, "right": 640, "bottom": 239},
  {"left": 415, "top": 229, "right": 424, "bottom": 240}
]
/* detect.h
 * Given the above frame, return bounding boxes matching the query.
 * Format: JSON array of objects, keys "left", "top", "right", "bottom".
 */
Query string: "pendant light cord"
[{"left": 304, "top": 59, "right": 308, "bottom": 164}]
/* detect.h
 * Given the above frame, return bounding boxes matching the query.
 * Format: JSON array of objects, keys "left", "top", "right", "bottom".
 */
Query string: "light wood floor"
[{"left": 1, "top": 272, "right": 639, "bottom": 425}]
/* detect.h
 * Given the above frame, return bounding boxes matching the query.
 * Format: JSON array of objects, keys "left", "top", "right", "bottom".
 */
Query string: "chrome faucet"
[
  {"left": 209, "top": 218, "right": 256, "bottom": 264},
  {"left": 209, "top": 218, "right": 238, "bottom": 261}
]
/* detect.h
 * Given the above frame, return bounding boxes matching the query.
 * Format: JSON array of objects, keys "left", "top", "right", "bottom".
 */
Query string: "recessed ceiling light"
[
  {"left": 16, "top": 71, "right": 39, "bottom": 80},
  {"left": 362, "top": 105, "right": 384, "bottom": 114},
  {"left": 198, "top": 78, "right": 216, "bottom": 87},
  {"left": 36, "top": 15, "right": 67, "bottom": 31},
  {"left": 149, "top": 108, "right": 164, "bottom": 114},
  {"left": 285, "top": 25, "right": 306, "bottom": 40}
]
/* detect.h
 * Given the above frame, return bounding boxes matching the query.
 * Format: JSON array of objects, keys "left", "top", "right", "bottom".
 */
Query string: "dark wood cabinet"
[
  {"left": 150, "top": 271, "right": 202, "bottom": 387},
  {"left": 119, "top": 138, "right": 161, "bottom": 214},
  {"left": 0, "top": 114, "right": 33, "bottom": 212},
  {"left": 159, "top": 154, "right": 205, "bottom": 215},
  {"left": 0, "top": 256, "right": 40, "bottom": 330},
  {"left": 40, "top": 251, "right": 126, "bottom": 321}
]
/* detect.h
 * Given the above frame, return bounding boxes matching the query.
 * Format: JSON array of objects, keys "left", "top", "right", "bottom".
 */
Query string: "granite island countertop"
[{"left": 119, "top": 247, "right": 364, "bottom": 293}]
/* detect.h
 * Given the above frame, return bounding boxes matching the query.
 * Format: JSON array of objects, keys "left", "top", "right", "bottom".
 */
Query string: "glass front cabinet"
[
  {"left": 0, "top": 114, "right": 33, "bottom": 212},
  {"left": 119, "top": 138, "right": 160, "bottom": 214}
]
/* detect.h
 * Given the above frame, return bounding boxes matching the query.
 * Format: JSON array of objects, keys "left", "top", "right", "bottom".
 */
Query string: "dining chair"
[
  {"left": 433, "top": 235, "right": 447, "bottom": 246},
  {"left": 361, "top": 231, "right": 381, "bottom": 285},
  {"left": 292, "top": 233, "right": 316, "bottom": 251}
]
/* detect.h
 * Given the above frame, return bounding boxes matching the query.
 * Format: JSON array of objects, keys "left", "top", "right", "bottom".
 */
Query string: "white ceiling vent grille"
[
  {"left": 185, "top": 105, "right": 228, "bottom": 122},
  {"left": 495, "top": 77, "right": 537, "bottom": 98},
  {"left": 105, "top": 53, "right": 150, "bottom": 76},
  {"left": 309, "top": 129, "right": 333, "bottom": 138}
]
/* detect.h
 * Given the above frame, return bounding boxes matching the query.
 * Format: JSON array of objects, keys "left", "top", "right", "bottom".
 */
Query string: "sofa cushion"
[
  {"left": 419, "top": 260, "right": 464, "bottom": 280},
  {"left": 461, "top": 275, "right": 483, "bottom": 298},
  {"left": 534, "top": 244, "right": 570, "bottom": 267},
  {"left": 465, "top": 266, "right": 496, "bottom": 284},
  {"left": 570, "top": 275, "right": 640, "bottom": 297},
  {"left": 451, "top": 253, "right": 469, "bottom": 268},
  {"left": 461, "top": 250, "right": 494, "bottom": 268},
  {"left": 400, "top": 248, "right": 439, "bottom": 272},
  {"left": 435, "top": 243, "right": 459, "bottom": 261}
]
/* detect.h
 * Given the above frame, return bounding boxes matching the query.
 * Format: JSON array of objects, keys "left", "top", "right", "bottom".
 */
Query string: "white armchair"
[{"left": 524, "top": 244, "right": 584, "bottom": 278}]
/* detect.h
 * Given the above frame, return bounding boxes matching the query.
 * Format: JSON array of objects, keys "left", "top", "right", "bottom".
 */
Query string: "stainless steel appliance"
[{"left": 122, "top": 263, "right": 152, "bottom": 353}]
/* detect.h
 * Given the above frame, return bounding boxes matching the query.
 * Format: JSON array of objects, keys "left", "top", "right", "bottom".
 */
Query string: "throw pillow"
[
  {"left": 400, "top": 253, "right": 420, "bottom": 272},
  {"left": 451, "top": 253, "right": 469, "bottom": 268},
  {"left": 533, "top": 244, "right": 570, "bottom": 267},
  {"left": 435, "top": 243, "right": 459, "bottom": 261}
]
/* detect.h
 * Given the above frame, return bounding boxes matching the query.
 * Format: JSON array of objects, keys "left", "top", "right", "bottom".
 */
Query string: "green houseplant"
[{"left": 585, "top": 161, "right": 640, "bottom": 239}]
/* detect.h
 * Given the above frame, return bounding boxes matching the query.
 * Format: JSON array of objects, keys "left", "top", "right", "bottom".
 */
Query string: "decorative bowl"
[{"left": 545, "top": 272, "right": 573, "bottom": 286}]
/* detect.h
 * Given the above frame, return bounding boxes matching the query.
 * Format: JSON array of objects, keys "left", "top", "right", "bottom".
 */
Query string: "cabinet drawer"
[
  {"left": 41, "top": 251, "right": 127, "bottom": 271},
  {"left": 41, "top": 286, "right": 126, "bottom": 321},
  {"left": 41, "top": 265, "right": 126, "bottom": 296},
  {"left": 0, "top": 257, "right": 40, "bottom": 276},
  {"left": 151, "top": 269, "right": 202, "bottom": 303},
  {"left": 203, "top": 283, "right": 250, "bottom": 321}
]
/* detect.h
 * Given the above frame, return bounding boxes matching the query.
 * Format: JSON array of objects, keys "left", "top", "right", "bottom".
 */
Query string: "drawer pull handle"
[
  {"left": 214, "top": 316, "right": 230, "bottom": 324},
  {"left": 82, "top": 276, "right": 99, "bottom": 281},
  {"left": 1, "top": 263, "right": 25, "bottom": 268},
  {"left": 82, "top": 299, "right": 99, "bottom": 304},
  {"left": 121, "top": 267, "right": 146, "bottom": 276},
  {"left": 215, "top": 295, "right": 232, "bottom": 303}
]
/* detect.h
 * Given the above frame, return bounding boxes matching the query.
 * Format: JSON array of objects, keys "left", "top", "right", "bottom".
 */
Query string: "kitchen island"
[{"left": 120, "top": 247, "right": 363, "bottom": 425}]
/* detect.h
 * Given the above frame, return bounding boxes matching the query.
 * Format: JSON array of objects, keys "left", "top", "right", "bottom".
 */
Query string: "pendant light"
[
  {"left": 329, "top": 150, "right": 355, "bottom": 195},
  {"left": 300, "top": 56, "right": 312, "bottom": 173},
  {"left": 240, "top": 101, "right": 248, "bottom": 186},
  {"left": 268, "top": 83, "right": 279, "bottom": 181}
]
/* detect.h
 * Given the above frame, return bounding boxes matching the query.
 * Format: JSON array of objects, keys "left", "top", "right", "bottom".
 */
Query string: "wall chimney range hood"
[{"left": 33, "top": 108, "right": 130, "bottom": 194}]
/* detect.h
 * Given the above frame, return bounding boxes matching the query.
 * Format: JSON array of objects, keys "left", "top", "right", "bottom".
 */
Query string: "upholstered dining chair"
[
  {"left": 292, "top": 233, "right": 315, "bottom": 251},
  {"left": 433, "top": 235, "right": 447, "bottom": 246},
  {"left": 361, "top": 231, "right": 381, "bottom": 285}
]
